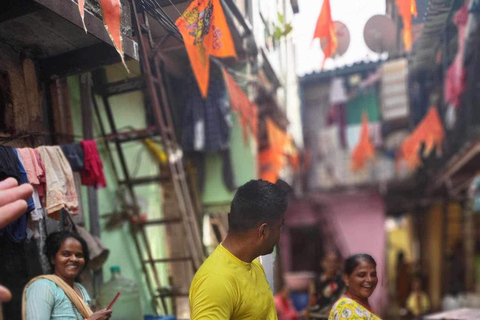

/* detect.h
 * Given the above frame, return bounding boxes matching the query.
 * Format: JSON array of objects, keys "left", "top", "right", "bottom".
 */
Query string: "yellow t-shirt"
[
  {"left": 189, "top": 244, "right": 278, "bottom": 320},
  {"left": 329, "top": 298, "right": 382, "bottom": 320}
]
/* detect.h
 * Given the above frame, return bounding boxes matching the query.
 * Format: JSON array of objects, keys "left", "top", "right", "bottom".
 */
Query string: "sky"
[{"left": 293, "top": 0, "right": 387, "bottom": 76}]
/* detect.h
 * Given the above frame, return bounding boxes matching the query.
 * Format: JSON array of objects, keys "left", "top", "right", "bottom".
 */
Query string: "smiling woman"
[
  {"left": 328, "top": 254, "right": 382, "bottom": 320},
  {"left": 22, "top": 231, "right": 112, "bottom": 320}
]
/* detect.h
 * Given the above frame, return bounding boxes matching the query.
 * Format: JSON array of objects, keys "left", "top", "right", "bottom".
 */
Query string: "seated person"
[{"left": 406, "top": 277, "right": 430, "bottom": 319}]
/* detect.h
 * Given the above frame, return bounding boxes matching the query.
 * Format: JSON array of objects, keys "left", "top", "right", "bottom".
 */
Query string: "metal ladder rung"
[
  {"left": 103, "top": 128, "right": 159, "bottom": 143},
  {"left": 119, "top": 175, "right": 169, "bottom": 186},
  {"left": 144, "top": 256, "right": 192, "bottom": 263},
  {"left": 102, "top": 76, "right": 146, "bottom": 96},
  {"left": 140, "top": 217, "right": 183, "bottom": 225}
]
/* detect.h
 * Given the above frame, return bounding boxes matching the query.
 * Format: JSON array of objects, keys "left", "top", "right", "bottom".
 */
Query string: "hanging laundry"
[
  {"left": 61, "top": 143, "right": 85, "bottom": 172},
  {"left": 395, "top": 0, "right": 418, "bottom": 51},
  {"left": 182, "top": 67, "right": 236, "bottom": 191},
  {"left": 16, "top": 148, "right": 45, "bottom": 221},
  {"left": 0, "top": 148, "right": 35, "bottom": 242},
  {"left": 444, "top": 4, "right": 468, "bottom": 109},
  {"left": 99, "top": 0, "right": 128, "bottom": 70},
  {"left": 0, "top": 146, "right": 21, "bottom": 182},
  {"left": 351, "top": 114, "right": 375, "bottom": 172},
  {"left": 37, "top": 146, "right": 79, "bottom": 220},
  {"left": 313, "top": 0, "right": 337, "bottom": 67},
  {"left": 397, "top": 106, "right": 445, "bottom": 170},
  {"left": 80, "top": 140, "right": 107, "bottom": 189},
  {"left": 33, "top": 149, "right": 46, "bottom": 201},
  {"left": 329, "top": 78, "right": 348, "bottom": 105},
  {"left": 223, "top": 68, "right": 258, "bottom": 143},
  {"left": 182, "top": 67, "right": 231, "bottom": 152}
]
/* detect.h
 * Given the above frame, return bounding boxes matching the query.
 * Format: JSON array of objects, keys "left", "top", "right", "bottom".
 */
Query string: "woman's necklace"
[
  {"left": 345, "top": 291, "right": 375, "bottom": 314},
  {"left": 70, "top": 284, "right": 84, "bottom": 320}
]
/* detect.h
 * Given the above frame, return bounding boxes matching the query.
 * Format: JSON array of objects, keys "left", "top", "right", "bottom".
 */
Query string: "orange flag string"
[
  {"left": 177, "top": 0, "right": 237, "bottom": 98},
  {"left": 99, "top": 0, "right": 128, "bottom": 71},
  {"left": 397, "top": 106, "right": 445, "bottom": 170},
  {"left": 223, "top": 69, "right": 258, "bottom": 142},
  {"left": 351, "top": 114, "right": 375, "bottom": 172},
  {"left": 313, "top": 0, "right": 337, "bottom": 66},
  {"left": 259, "top": 119, "right": 289, "bottom": 183}
]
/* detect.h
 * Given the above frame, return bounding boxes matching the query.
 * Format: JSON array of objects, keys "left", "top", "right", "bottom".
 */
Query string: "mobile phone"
[{"left": 107, "top": 292, "right": 121, "bottom": 311}]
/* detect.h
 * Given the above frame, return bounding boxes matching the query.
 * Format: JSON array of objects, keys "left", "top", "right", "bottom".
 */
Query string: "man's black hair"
[{"left": 228, "top": 179, "right": 291, "bottom": 232}]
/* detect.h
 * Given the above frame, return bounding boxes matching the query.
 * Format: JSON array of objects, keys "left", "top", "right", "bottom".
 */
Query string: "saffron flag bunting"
[
  {"left": 177, "top": 0, "right": 237, "bottom": 98},
  {"left": 351, "top": 114, "right": 375, "bottom": 172},
  {"left": 395, "top": 0, "right": 418, "bottom": 51},
  {"left": 99, "top": 0, "right": 128, "bottom": 70},
  {"left": 397, "top": 106, "right": 445, "bottom": 170},
  {"left": 78, "top": 0, "right": 87, "bottom": 32},
  {"left": 313, "top": 0, "right": 337, "bottom": 66}
]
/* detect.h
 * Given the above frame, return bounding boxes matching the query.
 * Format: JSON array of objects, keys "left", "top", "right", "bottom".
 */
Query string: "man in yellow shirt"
[{"left": 190, "top": 179, "right": 291, "bottom": 320}]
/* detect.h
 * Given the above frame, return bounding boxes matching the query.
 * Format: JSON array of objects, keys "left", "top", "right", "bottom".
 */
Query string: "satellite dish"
[
  {"left": 364, "top": 15, "right": 397, "bottom": 54},
  {"left": 321, "top": 21, "right": 350, "bottom": 57}
]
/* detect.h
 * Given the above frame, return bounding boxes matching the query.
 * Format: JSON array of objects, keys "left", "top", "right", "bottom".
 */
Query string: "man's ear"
[{"left": 258, "top": 223, "right": 268, "bottom": 239}]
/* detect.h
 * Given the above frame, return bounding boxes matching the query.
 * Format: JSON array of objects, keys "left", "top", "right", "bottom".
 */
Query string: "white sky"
[{"left": 293, "top": 0, "right": 386, "bottom": 76}]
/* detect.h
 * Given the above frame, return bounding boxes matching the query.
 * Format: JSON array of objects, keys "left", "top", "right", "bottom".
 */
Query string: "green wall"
[
  {"left": 68, "top": 61, "right": 168, "bottom": 315},
  {"left": 201, "top": 110, "right": 258, "bottom": 206}
]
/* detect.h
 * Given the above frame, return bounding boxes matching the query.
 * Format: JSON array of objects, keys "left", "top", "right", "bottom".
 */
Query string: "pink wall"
[{"left": 282, "top": 192, "right": 387, "bottom": 314}]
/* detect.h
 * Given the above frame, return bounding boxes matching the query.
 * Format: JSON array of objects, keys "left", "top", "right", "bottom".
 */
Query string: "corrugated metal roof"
[{"left": 299, "top": 60, "right": 384, "bottom": 84}]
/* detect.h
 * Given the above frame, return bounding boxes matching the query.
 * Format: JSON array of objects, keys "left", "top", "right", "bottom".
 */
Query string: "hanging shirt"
[
  {"left": 0, "top": 145, "right": 20, "bottom": 182},
  {"left": 61, "top": 143, "right": 85, "bottom": 172},
  {"left": 0, "top": 148, "right": 35, "bottom": 242},
  {"left": 190, "top": 244, "right": 278, "bottom": 320},
  {"left": 37, "top": 146, "right": 79, "bottom": 220},
  {"left": 79, "top": 140, "right": 106, "bottom": 189},
  {"left": 17, "top": 148, "right": 45, "bottom": 221},
  {"left": 182, "top": 66, "right": 231, "bottom": 152}
]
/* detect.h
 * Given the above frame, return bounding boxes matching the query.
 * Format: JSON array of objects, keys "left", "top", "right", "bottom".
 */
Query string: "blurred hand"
[
  {"left": 88, "top": 309, "right": 112, "bottom": 320},
  {"left": 0, "top": 178, "right": 33, "bottom": 302},
  {"left": 0, "top": 178, "right": 33, "bottom": 228}
]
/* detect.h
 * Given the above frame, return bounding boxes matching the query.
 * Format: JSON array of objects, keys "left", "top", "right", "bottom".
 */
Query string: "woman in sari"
[
  {"left": 329, "top": 254, "right": 381, "bottom": 320},
  {"left": 23, "top": 231, "right": 111, "bottom": 320}
]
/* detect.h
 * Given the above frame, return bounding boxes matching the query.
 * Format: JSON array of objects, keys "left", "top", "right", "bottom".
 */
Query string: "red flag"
[
  {"left": 351, "top": 114, "right": 375, "bottom": 172},
  {"left": 177, "top": 0, "right": 237, "bottom": 98},
  {"left": 313, "top": 0, "right": 337, "bottom": 64},
  {"left": 99, "top": 0, "right": 127, "bottom": 70}
]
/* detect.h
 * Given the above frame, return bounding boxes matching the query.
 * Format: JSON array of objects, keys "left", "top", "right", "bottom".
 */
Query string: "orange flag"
[
  {"left": 351, "top": 114, "right": 375, "bottom": 172},
  {"left": 177, "top": 0, "right": 237, "bottom": 98},
  {"left": 395, "top": 0, "right": 417, "bottom": 51},
  {"left": 313, "top": 0, "right": 337, "bottom": 65},
  {"left": 78, "top": 0, "right": 87, "bottom": 32},
  {"left": 223, "top": 69, "right": 258, "bottom": 142},
  {"left": 99, "top": 0, "right": 128, "bottom": 70},
  {"left": 398, "top": 106, "right": 444, "bottom": 170},
  {"left": 259, "top": 119, "right": 289, "bottom": 183}
]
